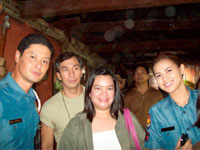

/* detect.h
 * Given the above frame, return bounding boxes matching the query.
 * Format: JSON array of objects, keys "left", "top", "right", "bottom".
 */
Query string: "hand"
[
  {"left": 0, "top": 66, "right": 7, "bottom": 77},
  {"left": 175, "top": 138, "right": 192, "bottom": 150}
]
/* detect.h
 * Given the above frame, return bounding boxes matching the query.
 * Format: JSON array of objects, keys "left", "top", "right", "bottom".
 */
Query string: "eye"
[
  {"left": 94, "top": 86, "right": 100, "bottom": 90},
  {"left": 42, "top": 60, "right": 49, "bottom": 65},
  {"left": 155, "top": 74, "right": 161, "bottom": 79},
  {"left": 108, "top": 86, "right": 114, "bottom": 91},
  {"left": 167, "top": 69, "right": 172, "bottom": 73},
  {"left": 74, "top": 66, "right": 80, "bottom": 70},
  {"left": 30, "top": 55, "right": 36, "bottom": 60},
  {"left": 62, "top": 68, "right": 68, "bottom": 72}
]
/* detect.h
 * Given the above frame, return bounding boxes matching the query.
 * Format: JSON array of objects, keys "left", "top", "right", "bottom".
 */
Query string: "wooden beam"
[
  {"left": 88, "top": 39, "right": 200, "bottom": 52},
  {"left": 18, "top": 0, "right": 200, "bottom": 18},
  {"left": 80, "top": 19, "right": 200, "bottom": 33}
]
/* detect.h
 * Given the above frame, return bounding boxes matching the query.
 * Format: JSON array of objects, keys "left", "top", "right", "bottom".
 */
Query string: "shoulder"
[
  {"left": 148, "top": 87, "right": 162, "bottom": 94},
  {"left": 124, "top": 88, "right": 137, "bottom": 97},
  {"left": 65, "top": 112, "right": 88, "bottom": 131},
  {"left": 43, "top": 91, "right": 62, "bottom": 106},
  {"left": 149, "top": 96, "right": 169, "bottom": 113}
]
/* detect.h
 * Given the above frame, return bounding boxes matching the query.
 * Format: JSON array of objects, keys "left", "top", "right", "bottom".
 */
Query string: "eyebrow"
[
  {"left": 155, "top": 67, "right": 171, "bottom": 75},
  {"left": 60, "top": 64, "right": 80, "bottom": 69},
  {"left": 30, "top": 52, "right": 50, "bottom": 59}
]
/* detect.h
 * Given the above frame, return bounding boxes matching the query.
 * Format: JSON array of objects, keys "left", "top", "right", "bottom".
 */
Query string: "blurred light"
[{"left": 124, "top": 19, "right": 135, "bottom": 29}]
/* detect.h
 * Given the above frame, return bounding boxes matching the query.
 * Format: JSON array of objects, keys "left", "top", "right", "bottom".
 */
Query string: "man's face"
[
  {"left": 57, "top": 56, "right": 82, "bottom": 89},
  {"left": 133, "top": 66, "right": 149, "bottom": 85},
  {"left": 15, "top": 44, "right": 51, "bottom": 84}
]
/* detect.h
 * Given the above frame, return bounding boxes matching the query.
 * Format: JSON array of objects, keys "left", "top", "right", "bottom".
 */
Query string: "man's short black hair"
[
  {"left": 55, "top": 52, "right": 83, "bottom": 73},
  {"left": 17, "top": 33, "right": 54, "bottom": 56},
  {"left": 133, "top": 64, "right": 149, "bottom": 74}
]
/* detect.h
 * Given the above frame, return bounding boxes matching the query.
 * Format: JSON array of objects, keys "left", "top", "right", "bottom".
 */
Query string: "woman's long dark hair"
[
  {"left": 194, "top": 95, "right": 200, "bottom": 128},
  {"left": 83, "top": 66, "right": 124, "bottom": 122}
]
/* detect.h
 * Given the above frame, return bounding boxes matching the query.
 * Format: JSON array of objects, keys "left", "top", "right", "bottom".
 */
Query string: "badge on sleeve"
[
  {"left": 145, "top": 129, "right": 149, "bottom": 142},
  {"left": 146, "top": 113, "right": 151, "bottom": 128}
]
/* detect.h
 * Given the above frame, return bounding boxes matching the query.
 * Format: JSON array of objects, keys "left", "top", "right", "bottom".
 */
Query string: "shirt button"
[
  {"left": 183, "top": 111, "right": 186, "bottom": 114},
  {"left": 167, "top": 132, "right": 170, "bottom": 136}
]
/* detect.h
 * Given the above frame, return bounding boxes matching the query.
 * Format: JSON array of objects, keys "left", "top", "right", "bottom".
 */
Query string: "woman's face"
[
  {"left": 90, "top": 75, "right": 115, "bottom": 111},
  {"left": 153, "top": 58, "right": 184, "bottom": 94}
]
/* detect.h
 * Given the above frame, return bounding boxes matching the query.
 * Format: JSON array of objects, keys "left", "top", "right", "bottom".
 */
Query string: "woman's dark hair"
[
  {"left": 194, "top": 95, "right": 200, "bottom": 128},
  {"left": 83, "top": 66, "right": 124, "bottom": 122},
  {"left": 152, "top": 52, "right": 181, "bottom": 74},
  {"left": 196, "top": 78, "right": 200, "bottom": 89}
]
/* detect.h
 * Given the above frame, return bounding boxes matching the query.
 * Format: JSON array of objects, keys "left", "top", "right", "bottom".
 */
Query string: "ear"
[
  {"left": 56, "top": 72, "right": 62, "bottom": 81},
  {"left": 180, "top": 64, "right": 185, "bottom": 75},
  {"left": 80, "top": 68, "right": 83, "bottom": 77},
  {"left": 15, "top": 50, "right": 21, "bottom": 63}
]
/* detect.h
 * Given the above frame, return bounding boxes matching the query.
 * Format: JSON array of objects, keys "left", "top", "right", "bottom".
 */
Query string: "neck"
[
  {"left": 11, "top": 70, "right": 32, "bottom": 93},
  {"left": 170, "top": 83, "right": 189, "bottom": 107},
  {"left": 136, "top": 82, "right": 149, "bottom": 94},
  {"left": 94, "top": 109, "right": 113, "bottom": 119},
  {"left": 62, "top": 85, "right": 82, "bottom": 98}
]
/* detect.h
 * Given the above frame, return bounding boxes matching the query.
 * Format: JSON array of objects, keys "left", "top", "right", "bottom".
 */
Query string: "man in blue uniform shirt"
[
  {"left": 0, "top": 34, "right": 54, "bottom": 149},
  {"left": 145, "top": 87, "right": 200, "bottom": 149}
]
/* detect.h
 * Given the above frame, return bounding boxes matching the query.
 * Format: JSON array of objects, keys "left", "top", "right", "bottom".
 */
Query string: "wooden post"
[{"left": 0, "top": 15, "right": 10, "bottom": 79}]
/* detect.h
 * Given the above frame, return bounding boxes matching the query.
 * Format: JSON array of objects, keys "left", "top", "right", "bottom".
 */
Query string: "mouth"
[
  {"left": 68, "top": 79, "right": 77, "bottom": 83},
  {"left": 164, "top": 81, "right": 173, "bottom": 88},
  {"left": 32, "top": 71, "right": 41, "bottom": 76},
  {"left": 99, "top": 98, "right": 109, "bottom": 103}
]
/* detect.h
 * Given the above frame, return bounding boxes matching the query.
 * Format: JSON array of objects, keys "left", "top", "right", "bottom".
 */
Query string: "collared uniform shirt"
[
  {"left": 145, "top": 87, "right": 200, "bottom": 149},
  {"left": 124, "top": 87, "right": 163, "bottom": 129},
  {"left": 0, "top": 73, "right": 39, "bottom": 149}
]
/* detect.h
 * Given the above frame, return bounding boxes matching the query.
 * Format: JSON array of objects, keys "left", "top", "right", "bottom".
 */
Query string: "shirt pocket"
[
  {"left": 0, "top": 118, "right": 25, "bottom": 143},
  {"left": 160, "top": 124, "right": 181, "bottom": 149}
]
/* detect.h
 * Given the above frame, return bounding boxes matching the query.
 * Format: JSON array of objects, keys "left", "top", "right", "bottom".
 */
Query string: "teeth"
[{"left": 165, "top": 81, "right": 172, "bottom": 87}]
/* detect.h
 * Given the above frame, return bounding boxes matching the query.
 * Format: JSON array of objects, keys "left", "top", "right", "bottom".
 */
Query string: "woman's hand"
[{"left": 175, "top": 138, "right": 192, "bottom": 150}]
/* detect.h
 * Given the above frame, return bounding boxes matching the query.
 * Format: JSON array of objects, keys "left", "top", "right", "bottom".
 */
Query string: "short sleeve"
[
  {"left": 144, "top": 108, "right": 162, "bottom": 149},
  {"left": 40, "top": 102, "right": 54, "bottom": 129}
]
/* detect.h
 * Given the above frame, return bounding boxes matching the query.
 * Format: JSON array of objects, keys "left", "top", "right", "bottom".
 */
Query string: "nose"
[
  {"left": 162, "top": 74, "right": 168, "bottom": 82},
  {"left": 35, "top": 60, "right": 42, "bottom": 69},
  {"left": 101, "top": 88, "right": 108, "bottom": 95},
  {"left": 68, "top": 69, "right": 75, "bottom": 77}
]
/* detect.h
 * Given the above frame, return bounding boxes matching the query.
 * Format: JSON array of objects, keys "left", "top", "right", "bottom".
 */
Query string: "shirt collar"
[{"left": 6, "top": 72, "right": 35, "bottom": 98}]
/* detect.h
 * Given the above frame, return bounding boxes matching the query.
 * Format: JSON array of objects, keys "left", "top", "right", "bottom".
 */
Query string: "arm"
[{"left": 41, "top": 122, "right": 54, "bottom": 150}]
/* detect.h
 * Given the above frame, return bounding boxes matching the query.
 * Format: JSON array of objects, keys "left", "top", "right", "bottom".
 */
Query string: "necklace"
[{"left": 61, "top": 92, "right": 71, "bottom": 119}]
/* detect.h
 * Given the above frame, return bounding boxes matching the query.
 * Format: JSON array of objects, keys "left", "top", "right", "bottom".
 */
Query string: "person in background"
[
  {"left": 59, "top": 67, "right": 145, "bottom": 150},
  {"left": 145, "top": 53, "right": 200, "bottom": 149},
  {"left": 116, "top": 74, "right": 126, "bottom": 96},
  {"left": 40, "top": 52, "right": 85, "bottom": 150},
  {"left": 0, "top": 34, "right": 54, "bottom": 149},
  {"left": 124, "top": 65, "right": 163, "bottom": 129}
]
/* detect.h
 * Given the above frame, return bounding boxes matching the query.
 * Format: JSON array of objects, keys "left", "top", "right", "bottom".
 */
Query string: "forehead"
[
  {"left": 93, "top": 75, "right": 114, "bottom": 85},
  {"left": 134, "top": 66, "right": 147, "bottom": 73},
  {"left": 153, "top": 58, "right": 177, "bottom": 71},
  {"left": 60, "top": 56, "right": 80, "bottom": 67},
  {"left": 23, "top": 44, "right": 51, "bottom": 57}
]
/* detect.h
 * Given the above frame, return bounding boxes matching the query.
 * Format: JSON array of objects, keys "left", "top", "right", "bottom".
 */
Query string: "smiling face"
[
  {"left": 89, "top": 75, "right": 115, "bottom": 111},
  {"left": 57, "top": 56, "right": 82, "bottom": 90},
  {"left": 15, "top": 43, "right": 51, "bottom": 84},
  {"left": 153, "top": 58, "right": 184, "bottom": 94}
]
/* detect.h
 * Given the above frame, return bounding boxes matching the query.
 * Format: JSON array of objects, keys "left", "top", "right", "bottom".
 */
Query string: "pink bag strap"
[{"left": 124, "top": 108, "right": 141, "bottom": 150}]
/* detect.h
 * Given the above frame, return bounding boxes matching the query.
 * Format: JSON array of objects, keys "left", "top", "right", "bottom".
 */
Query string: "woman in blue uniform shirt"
[{"left": 144, "top": 53, "right": 200, "bottom": 149}]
